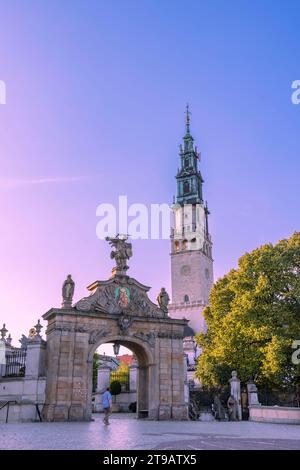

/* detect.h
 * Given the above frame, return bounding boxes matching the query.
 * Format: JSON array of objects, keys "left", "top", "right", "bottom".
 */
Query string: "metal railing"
[
  {"left": 0, "top": 401, "right": 43, "bottom": 423},
  {"left": 0, "top": 401, "right": 17, "bottom": 423},
  {"left": 4, "top": 348, "right": 26, "bottom": 377},
  {"left": 110, "top": 370, "right": 130, "bottom": 392}
]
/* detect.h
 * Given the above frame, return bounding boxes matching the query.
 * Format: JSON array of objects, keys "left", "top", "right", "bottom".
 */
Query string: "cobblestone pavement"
[{"left": 0, "top": 413, "right": 300, "bottom": 450}]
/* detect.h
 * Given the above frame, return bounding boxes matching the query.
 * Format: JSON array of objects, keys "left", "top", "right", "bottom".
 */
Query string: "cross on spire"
[{"left": 185, "top": 103, "right": 191, "bottom": 135}]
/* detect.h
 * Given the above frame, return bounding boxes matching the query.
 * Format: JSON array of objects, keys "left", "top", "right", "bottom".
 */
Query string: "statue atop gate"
[
  {"left": 74, "top": 236, "right": 166, "bottom": 318},
  {"left": 106, "top": 235, "right": 132, "bottom": 275}
]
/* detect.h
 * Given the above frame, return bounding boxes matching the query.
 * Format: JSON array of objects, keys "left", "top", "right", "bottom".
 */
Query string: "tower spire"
[{"left": 185, "top": 103, "right": 191, "bottom": 135}]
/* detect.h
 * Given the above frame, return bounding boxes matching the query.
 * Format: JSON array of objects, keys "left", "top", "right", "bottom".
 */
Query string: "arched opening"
[
  {"left": 182, "top": 239, "right": 188, "bottom": 250},
  {"left": 184, "top": 294, "right": 189, "bottom": 303},
  {"left": 87, "top": 335, "right": 154, "bottom": 420}
]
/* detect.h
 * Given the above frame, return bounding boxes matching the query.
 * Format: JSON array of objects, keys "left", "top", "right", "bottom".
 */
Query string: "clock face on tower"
[{"left": 181, "top": 265, "right": 191, "bottom": 276}]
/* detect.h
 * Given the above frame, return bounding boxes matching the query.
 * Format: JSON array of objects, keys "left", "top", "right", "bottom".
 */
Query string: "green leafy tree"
[
  {"left": 110, "top": 380, "right": 122, "bottom": 403},
  {"left": 196, "top": 232, "right": 300, "bottom": 389},
  {"left": 117, "top": 361, "right": 129, "bottom": 374},
  {"left": 93, "top": 353, "right": 100, "bottom": 392}
]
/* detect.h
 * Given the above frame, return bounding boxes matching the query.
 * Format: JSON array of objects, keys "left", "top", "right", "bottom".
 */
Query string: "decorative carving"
[
  {"left": 106, "top": 235, "right": 132, "bottom": 274},
  {"left": 19, "top": 334, "right": 28, "bottom": 349},
  {"left": 75, "top": 278, "right": 165, "bottom": 318},
  {"left": 180, "top": 265, "right": 191, "bottom": 276},
  {"left": 134, "top": 331, "right": 156, "bottom": 347},
  {"left": 34, "top": 319, "right": 43, "bottom": 337},
  {"left": 0, "top": 324, "right": 8, "bottom": 340},
  {"left": 118, "top": 313, "right": 133, "bottom": 333},
  {"left": 89, "top": 328, "right": 111, "bottom": 344}
]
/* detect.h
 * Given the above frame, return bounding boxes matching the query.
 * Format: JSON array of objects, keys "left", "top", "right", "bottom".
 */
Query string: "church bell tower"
[{"left": 169, "top": 106, "right": 214, "bottom": 336}]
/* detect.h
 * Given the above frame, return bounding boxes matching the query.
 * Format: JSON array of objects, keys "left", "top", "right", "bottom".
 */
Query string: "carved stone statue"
[
  {"left": 62, "top": 274, "right": 75, "bottom": 306},
  {"left": 227, "top": 395, "right": 238, "bottom": 421},
  {"left": 28, "top": 327, "right": 37, "bottom": 340},
  {"left": 229, "top": 370, "right": 242, "bottom": 420},
  {"left": 213, "top": 393, "right": 226, "bottom": 420},
  {"left": 106, "top": 235, "right": 132, "bottom": 274},
  {"left": 157, "top": 287, "right": 170, "bottom": 314},
  {"left": 19, "top": 334, "right": 28, "bottom": 349}
]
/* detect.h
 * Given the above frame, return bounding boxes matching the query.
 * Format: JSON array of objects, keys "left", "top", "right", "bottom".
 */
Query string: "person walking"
[{"left": 102, "top": 387, "right": 112, "bottom": 425}]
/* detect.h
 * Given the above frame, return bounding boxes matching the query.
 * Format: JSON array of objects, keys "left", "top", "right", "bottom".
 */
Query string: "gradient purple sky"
[{"left": 0, "top": 1, "right": 300, "bottom": 349}]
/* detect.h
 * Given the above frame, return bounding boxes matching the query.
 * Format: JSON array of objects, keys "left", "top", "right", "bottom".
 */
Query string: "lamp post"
[{"left": 113, "top": 342, "right": 120, "bottom": 356}]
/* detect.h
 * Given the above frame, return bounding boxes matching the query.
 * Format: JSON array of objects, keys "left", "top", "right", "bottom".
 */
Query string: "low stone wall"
[
  {"left": 249, "top": 405, "right": 300, "bottom": 424},
  {"left": 0, "top": 377, "right": 46, "bottom": 423},
  {"left": 0, "top": 377, "right": 46, "bottom": 402}
]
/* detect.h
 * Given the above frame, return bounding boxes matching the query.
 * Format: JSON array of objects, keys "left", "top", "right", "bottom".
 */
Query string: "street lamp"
[{"left": 113, "top": 342, "right": 120, "bottom": 356}]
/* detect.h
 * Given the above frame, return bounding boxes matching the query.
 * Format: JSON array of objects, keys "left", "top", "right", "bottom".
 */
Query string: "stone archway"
[
  {"left": 42, "top": 238, "right": 189, "bottom": 422},
  {"left": 88, "top": 335, "right": 154, "bottom": 418}
]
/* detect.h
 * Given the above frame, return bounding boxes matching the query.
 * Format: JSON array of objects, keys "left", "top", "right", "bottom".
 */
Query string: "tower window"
[
  {"left": 174, "top": 241, "right": 179, "bottom": 252},
  {"left": 182, "top": 239, "right": 188, "bottom": 250},
  {"left": 183, "top": 181, "right": 190, "bottom": 194},
  {"left": 184, "top": 295, "right": 189, "bottom": 302}
]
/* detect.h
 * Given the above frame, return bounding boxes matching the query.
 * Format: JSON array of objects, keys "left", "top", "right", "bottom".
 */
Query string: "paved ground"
[{"left": 0, "top": 413, "right": 300, "bottom": 450}]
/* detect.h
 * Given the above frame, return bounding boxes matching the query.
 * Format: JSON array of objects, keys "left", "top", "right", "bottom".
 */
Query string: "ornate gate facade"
[{"left": 42, "top": 238, "right": 188, "bottom": 421}]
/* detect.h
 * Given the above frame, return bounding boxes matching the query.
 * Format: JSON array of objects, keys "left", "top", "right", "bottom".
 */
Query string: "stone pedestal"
[
  {"left": 25, "top": 337, "right": 46, "bottom": 378},
  {"left": 247, "top": 380, "right": 260, "bottom": 406}
]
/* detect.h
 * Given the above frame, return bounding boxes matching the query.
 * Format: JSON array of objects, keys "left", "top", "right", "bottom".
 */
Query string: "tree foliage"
[
  {"left": 110, "top": 380, "right": 122, "bottom": 396},
  {"left": 93, "top": 353, "right": 100, "bottom": 392},
  {"left": 196, "top": 232, "right": 300, "bottom": 388}
]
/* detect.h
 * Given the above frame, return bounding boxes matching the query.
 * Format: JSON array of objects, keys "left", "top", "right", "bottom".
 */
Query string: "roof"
[{"left": 117, "top": 354, "right": 135, "bottom": 366}]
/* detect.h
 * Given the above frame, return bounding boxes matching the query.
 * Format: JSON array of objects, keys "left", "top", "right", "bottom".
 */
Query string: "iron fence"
[
  {"left": 4, "top": 348, "right": 26, "bottom": 377},
  {"left": 258, "top": 386, "right": 300, "bottom": 407},
  {"left": 110, "top": 370, "right": 130, "bottom": 392}
]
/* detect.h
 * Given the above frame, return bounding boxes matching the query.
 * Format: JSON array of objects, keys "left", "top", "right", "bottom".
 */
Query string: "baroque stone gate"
[{"left": 42, "top": 237, "right": 188, "bottom": 421}]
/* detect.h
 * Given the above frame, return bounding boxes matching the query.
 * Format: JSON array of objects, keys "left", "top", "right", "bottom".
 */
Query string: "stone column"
[
  {"left": 183, "top": 353, "right": 189, "bottom": 404},
  {"left": 247, "top": 380, "right": 260, "bottom": 406},
  {"left": 129, "top": 363, "right": 137, "bottom": 392},
  {"left": 96, "top": 366, "right": 111, "bottom": 392},
  {"left": 137, "top": 365, "right": 149, "bottom": 417},
  {"left": 25, "top": 337, "right": 46, "bottom": 378}
]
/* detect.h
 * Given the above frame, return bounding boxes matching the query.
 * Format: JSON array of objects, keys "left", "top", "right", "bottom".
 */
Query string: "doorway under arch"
[{"left": 88, "top": 335, "right": 155, "bottom": 419}]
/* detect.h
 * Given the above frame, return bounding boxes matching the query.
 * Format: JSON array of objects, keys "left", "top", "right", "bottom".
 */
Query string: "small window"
[
  {"left": 183, "top": 181, "right": 190, "bottom": 194},
  {"left": 174, "top": 241, "right": 180, "bottom": 252},
  {"left": 184, "top": 294, "right": 189, "bottom": 302},
  {"left": 182, "top": 240, "right": 188, "bottom": 250}
]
